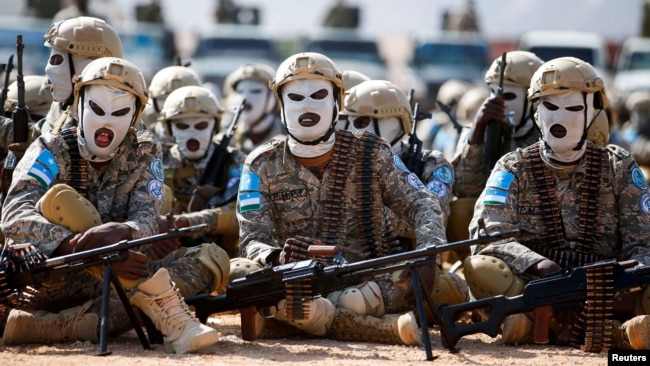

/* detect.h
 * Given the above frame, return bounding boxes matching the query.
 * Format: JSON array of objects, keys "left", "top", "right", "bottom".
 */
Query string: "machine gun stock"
[{"left": 436, "top": 259, "right": 650, "bottom": 352}]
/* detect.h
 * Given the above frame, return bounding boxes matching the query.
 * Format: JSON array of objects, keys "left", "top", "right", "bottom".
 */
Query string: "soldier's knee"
[
  {"left": 328, "top": 281, "right": 385, "bottom": 317},
  {"left": 228, "top": 257, "right": 262, "bottom": 283},
  {"left": 37, "top": 183, "right": 101, "bottom": 233},
  {"left": 431, "top": 271, "right": 469, "bottom": 305},
  {"left": 463, "top": 255, "right": 524, "bottom": 299},
  {"left": 188, "top": 243, "right": 231, "bottom": 293}
]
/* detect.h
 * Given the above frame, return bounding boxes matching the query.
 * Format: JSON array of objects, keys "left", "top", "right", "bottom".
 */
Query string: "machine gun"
[
  {"left": 0, "top": 223, "right": 207, "bottom": 355},
  {"left": 193, "top": 98, "right": 246, "bottom": 209},
  {"left": 483, "top": 51, "right": 510, "bottom": 176},
  {"left": 436, "top": 259, "right": 650, "bottom": 352},
  {"left": 1, "top": 36, "right": 29, "bottom": 199},
  {"left": 185, "top": 221, "right": 518, "bottom": 360}
]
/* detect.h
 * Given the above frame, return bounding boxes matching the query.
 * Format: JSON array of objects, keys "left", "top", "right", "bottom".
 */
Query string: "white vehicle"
[
  {"left": 611, "top": 36, "right": 650, "bottom": 115},
  {"left": 517, "top": 30, "right": 611, "bottom": 86}
]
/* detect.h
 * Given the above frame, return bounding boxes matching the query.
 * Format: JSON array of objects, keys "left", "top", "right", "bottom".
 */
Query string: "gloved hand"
[
  {"left": 526, "top": 258, "right": 561, "bottom": 278},
  {"left": 468, "top": 95, "right": 507, "bottom": 145},
  {"left": 275, "top": 235, "right": 322, "bottom": 265}
]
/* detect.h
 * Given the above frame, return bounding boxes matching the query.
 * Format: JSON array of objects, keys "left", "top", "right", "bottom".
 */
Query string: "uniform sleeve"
[
  {"left": 468, "top": 153, "right": 545, "bottom": 274},
  {"left": 1, "top": 136, "right": 72, "bottom": 256},
  {"left": 237, "top": 154, "right": 280, "bottom": 266},
  {"left": 378, "top": 143, "right": 447, "bottom": 249},
  {"left": 452, "top": 139, "right": 488, "bottom": 199},
  {"left": 613, "top": 149, "right": 650, "bottom": 265},
  {"left": 123, "top": 134, "right": 164, "bottom": 239}
]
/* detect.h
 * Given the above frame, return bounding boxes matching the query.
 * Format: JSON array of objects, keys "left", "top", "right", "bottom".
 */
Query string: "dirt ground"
[{"left": 0, "top": 312, "right": 609, "bottom": 366}]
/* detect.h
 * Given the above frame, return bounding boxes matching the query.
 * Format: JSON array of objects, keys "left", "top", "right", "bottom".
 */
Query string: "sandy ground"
[{"left": 0, "top": 312, "right": 609, "bottom": 366}]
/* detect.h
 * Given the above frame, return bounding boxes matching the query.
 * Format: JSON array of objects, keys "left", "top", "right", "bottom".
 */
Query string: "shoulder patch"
[
  {"left": 640, "top": 192, "right": 650, "bottom": 214},
  {"left": 433, "top": 166, "right": 453, "bottom": 184},
  {"left": 147, "top": 179, "right": 164, "bottom": 201},
  {"left": 27, "top": 149, "right": 59, "bottom": 189},
  {"left": 632, "top": 167, "right": 648, "bottom": 190},
  {"left": 425, "top": 179, "right": 448, "bottom": 199},
  {"left": 406, "top": 172, "right": 425, "bottom": 190},
  {"left": 484, "top": 188, "right": 509, "bottom": 205},
  {"left": 239, "top": 191, "right": 262, "bottom": 212},
  {"left": 486, "top": 171, "right": 515, "bottom": 190},
  {"left": 393, "top": 155, "right": 409, "bottom": 172},
  {"left": 150, "top": 158, "right": 164, "bottom": 181},
  {"left": 239, "top": 172, "right": 260, "bottom": 192}
]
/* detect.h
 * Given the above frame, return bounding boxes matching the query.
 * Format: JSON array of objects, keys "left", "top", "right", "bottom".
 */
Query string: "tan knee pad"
[
  {"left": 334, "top": 281, "right": 385, "bottom": 317},
  {"left": 186, "top": 243, "right": 230, "bottom": 294},
  {"left": 463, "top": 255, "right": 524, "bottom": 299},
  {"left": 229, "top": 257, "right": 262, "bottom": 283},
  {"left": 275, "top": 297, "right": 336, "bottom": 336},
  {"left": 431, "top": 271, "right": 470, "bottom": 305},
  {"left": 160, "top": 184, "right": 174, "bottom": 215},
  {"left": 636, "top": 286, "right": 650, "bottom": 315},
  {"left": 37, "top": 183, "right": 101, "bottom": 233},
  {"left": 215, "top": 206, "right": 239, "bottom": 236}
]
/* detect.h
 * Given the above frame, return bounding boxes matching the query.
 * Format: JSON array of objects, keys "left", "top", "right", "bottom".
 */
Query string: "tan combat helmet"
[
  {"left": 341, "top": 79, "right": 413, "bottom": 134},
  {"left": 44, "top": 16, "right": 123, "bottom": 58},
  {"left": 485, "top": 51, "right": 544, "bottom": 88},
  {"left": 159, "top": 85, "right": 222, "bottom": 136},
  {"left": 341, "top": 70, "right": 371, "bottom": 91},
  {"left": 269, "top": 52, "right": 345, "bottom": 106},
  {"left": 222, "top": 62, "right": 275, "bottom": 98},
  {"left": 149, "top": 66, "right": 202, "bottom": 104},
  {"left": 4, "top": 75, "right": 53, "bottom": 120},
  {"left": 528, "top": 56, "right": 607, "bottom": 109},
  {"left": 72, "top": 57, "right": 148, "bottom": 126}
]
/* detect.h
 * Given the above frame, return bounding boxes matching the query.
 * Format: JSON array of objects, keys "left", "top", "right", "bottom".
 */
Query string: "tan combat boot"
[
  {"left": 130, "top": 267, "right": 219, "bottom": 354},
  {"left": 613, "top": 315, "right": 650, "bottom": 350},
  {"left": 330, "top": 307, "right": 422, "bottom": 346},
  {"left": 2, "top": 300, "right": 98, "bottom": 345}
]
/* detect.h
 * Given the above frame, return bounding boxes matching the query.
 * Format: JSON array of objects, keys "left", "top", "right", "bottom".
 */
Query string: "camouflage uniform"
[
  {"left": 470, "top": 141, "right": 650, "bottom": 268},
  {"left": 391, "top": 139, "right": 453, "bottom": 238},
  {"left": 238, "top": 130, "right": 447, "bottom": 313},
  {"left": 452, "top": 126, "right": 539, "bottom": 199},
  {"left": 1, "top": 126, "right": 216, "bottom": 336}
]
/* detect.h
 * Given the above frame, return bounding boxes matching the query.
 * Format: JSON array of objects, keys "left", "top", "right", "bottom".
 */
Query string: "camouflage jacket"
[
  {"left": 390, "top": 140, "right": 454, "bottom": 238},
  {"left": 164, "top": 136, "right": 246, "bottom": 234},
  {"left": 1, "top": 126, "right": 163, "bottom": 256},
  {"left": 469, "top": 141, "right": 650, "bottom": 274},
  {"left": 453, "top": 122, "right": 540, "bottom": 199},
  {"left": 238, "top": 130, "right": 447, "bottom": 266}
]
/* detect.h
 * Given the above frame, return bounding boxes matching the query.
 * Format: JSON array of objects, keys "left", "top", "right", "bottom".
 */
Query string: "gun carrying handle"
[
  {"left": 240, "top": 305, "right": 259, "bottom": 341},
  {"left": 532, "top": 305, "right": 553, "bottom": 344}
]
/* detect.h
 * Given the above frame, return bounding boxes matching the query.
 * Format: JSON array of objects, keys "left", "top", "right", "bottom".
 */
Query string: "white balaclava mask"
[
  {"left": 45, "top": 48, "right": 93, "bottom": 104},
  {"left": 77, "top": 84, "right": 136, "bottom": 162},
  {"left": 171, "top": 116, "right": 215, "bottom": 160},
  {"left": 489, "top": 83, "right": 531, "bottom": 136},
  {"left": 537, "top": 91, "right": 595, "bottom": 163},
  {"left": 348, "top": 115, "right": 404, "bottom": 154},
  {"left": 234, "top": 79, "right": 276, "bottom": 133},
  {"left": 281, "top": 78, "right": 337, "bottom": 158}
]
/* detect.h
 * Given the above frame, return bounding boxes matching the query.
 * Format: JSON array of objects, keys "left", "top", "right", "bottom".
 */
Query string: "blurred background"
[{"left": 0, "top": 0, "right": 648, "bottom": 129}]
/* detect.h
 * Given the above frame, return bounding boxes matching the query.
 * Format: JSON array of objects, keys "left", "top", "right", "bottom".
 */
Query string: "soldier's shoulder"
[
  {"left": 246, "top": 138, "right": 283, "bottom": 164},
  {"left": 133, "top": 128, "right": 160, "bottom": 145}
]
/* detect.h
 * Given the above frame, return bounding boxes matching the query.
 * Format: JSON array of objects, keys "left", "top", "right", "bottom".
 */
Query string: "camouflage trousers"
[{"left": 11, "top": 247, "right": 213, "bottom": 336}]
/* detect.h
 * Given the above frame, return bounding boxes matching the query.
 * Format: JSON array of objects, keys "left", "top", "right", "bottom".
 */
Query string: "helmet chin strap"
[{"left": 572, "top": 92, "right": 590, "bottom": 151}]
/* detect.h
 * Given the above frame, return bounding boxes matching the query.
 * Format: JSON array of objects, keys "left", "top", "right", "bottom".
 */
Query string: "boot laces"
[{"left": 151, "top": 286, "right": 197, "bottom": 331}]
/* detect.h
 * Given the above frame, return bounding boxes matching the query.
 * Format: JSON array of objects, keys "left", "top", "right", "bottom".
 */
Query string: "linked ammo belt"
[{"left": 61, "top": 128, "right": 88, "bottom": 197}]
